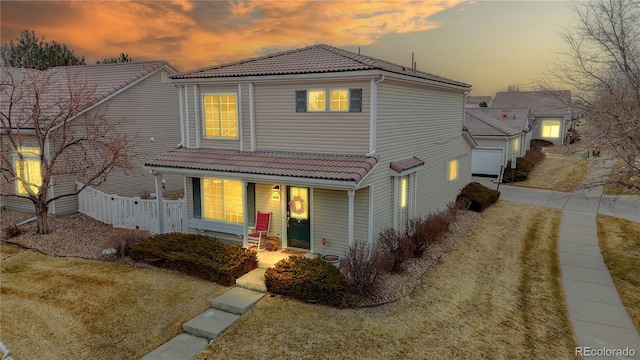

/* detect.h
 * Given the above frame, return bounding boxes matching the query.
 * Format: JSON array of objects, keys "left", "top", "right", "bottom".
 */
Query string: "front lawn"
[
  {"left": 603, "top": 159, "right": 640, "bottom": 195},
  {"left": 0, "top": 243, "right": 228, "bottom": 359},
  {"left": 597, "top": 215, "right": 640, "bottom": 331},
  {"left": 510, "top": 153, "right": 590, "bottom": 192},
  {"left": 194, "top": 202, "right": 577, "bottom": 359}
]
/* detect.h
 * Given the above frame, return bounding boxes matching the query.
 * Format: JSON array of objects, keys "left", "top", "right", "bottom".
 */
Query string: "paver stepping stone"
[
  {"left": 236, "top": 268, "right": 267, "bottom": 292},
  {"left": 140, "top": 334, "right": 208, "bottom": 360},
  {"left": 182, "top": 309, "right": 240, "bottom": 341},
  {"left": 212, "top": 287, "right": 265, "bottom": 315}
]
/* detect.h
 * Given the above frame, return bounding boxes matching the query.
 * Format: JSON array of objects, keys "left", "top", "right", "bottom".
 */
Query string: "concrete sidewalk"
[{"left": 474, "top": 157, "right": 640, "bottom": 359}]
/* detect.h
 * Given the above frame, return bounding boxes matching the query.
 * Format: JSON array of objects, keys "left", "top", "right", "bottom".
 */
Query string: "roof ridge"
[{"left": 466, "top": 109, "right": 521, "bottom": 136}]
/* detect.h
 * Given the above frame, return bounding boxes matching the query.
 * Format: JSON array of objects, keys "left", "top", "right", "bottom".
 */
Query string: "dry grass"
[
  {"left": 194, "top": 202, "right": 577, "bottom": 360},
  {"left": 510, "top": 153, "right": 591, "bottom": 192},
  {"left": 603, "top": 159, "right": 640, "bottom": 195},
  {"left": 0, "top": 243, "right": 228, "bottom": 359},
  {"left": 597, "top": 215, "right": 640, "bottom": 331}
]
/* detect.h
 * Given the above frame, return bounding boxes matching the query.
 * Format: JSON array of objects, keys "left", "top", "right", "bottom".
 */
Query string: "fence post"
[{"left": 154, "top": 173, "right": 164, "bottom": 234}]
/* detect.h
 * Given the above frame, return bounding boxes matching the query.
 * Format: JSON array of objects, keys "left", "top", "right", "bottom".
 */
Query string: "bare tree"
[
  {"left": 545, "top": 0, "right": 639, "bottom": 190},
  {"left": 1, "top": 67, "right": 137, "bottom": 234}
]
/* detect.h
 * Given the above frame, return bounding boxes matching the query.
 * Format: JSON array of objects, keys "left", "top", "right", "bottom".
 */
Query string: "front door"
[{"left": 287, "top": 186, "right": 310, "bottom": 250}]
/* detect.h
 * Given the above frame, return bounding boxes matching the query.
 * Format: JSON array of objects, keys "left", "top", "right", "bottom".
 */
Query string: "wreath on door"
[{"left": 289, "top": 195, "right": 306, "bottom": 215}]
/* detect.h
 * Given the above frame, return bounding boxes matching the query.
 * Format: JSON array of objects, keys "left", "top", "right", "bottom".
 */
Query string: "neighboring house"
[
  {"left": 145, "top": 44, "right": 474, "bottom": 256},
  {"left": 0, "top": 61, "right": 182, "bottom": 215},
  {"left": 465, "top": 108, "right": 533, "bottom": 176},
  {"left": 466, "top": 95, "right": 492, "bottom": 108},
  {"left": 491, "top": 90, "right": 571, "bottom": 145}
]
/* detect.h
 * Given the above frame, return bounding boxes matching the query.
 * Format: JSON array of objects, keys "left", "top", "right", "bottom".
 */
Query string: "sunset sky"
[{"left": 1, "top": 1, "right": 577, "bottom": 95}]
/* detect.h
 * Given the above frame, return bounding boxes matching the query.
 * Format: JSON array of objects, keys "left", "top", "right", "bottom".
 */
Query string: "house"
[
  {"left": 491, "top": 90, "right": 571, "bottom": 145},
  {"left": 466, "top": 95, "right": 492, "bottom": 108},
  {"left": 145, "top": 44, "right": 474, "bottom": 256},
  {"left": 465, "top": 108, "right": 533, "bottom": 176},
  {"left": 0, "top": 61, "right": 182, "bottom": 215}
]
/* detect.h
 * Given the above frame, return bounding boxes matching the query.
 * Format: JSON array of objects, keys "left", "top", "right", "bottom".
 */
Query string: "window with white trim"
[
  {"left": 330, "top": 89, "right": 348, "bottom": 111},
  {"left": 202, "top": 94, "right": 238, "bottom": 138},
  {"left": 394, "top": 173, "right": 417, "bottom": 230},
  {"left": 202, "top": 178, "right": 244, "bottom": 223},
  {"left": 14, "top": 147, "right": 42, "bottom": 195},
  {"left": 541, "top": 120, "right": 560, "bottom": 138},
  {"left": 307, "top": 90, "right": 326, "bottom": 112}
]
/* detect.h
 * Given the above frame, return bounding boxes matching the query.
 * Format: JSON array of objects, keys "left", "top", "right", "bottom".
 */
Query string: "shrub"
[
  {"left": 523, "top": 145, "right": 546, "bottom": 165},
  {"left": 457, "top": 182, "right": 501, "bottom": 212},
  {"left": 377, "top": 228, "right": 412, "bottom": 273},
  {"left": 531, "top": 139, "right": 555, "bottom": 148},
  {"left": 129, "top": 233, "right": 257, "bottom": 286},
  {"left": 2, "top": 223, "right": 22, "bottom": 240},
  {"left": 343, "top": 241, "right": 391, "bottom": 296},
  {"left": 101, "top": 228, "right": 150, "bottom": 259},
  {"left": 502, "top": 157, "right": 534, "bottom": 183},
  {"left": 265, "top": 256, "right": 353, "bottom": 307}
]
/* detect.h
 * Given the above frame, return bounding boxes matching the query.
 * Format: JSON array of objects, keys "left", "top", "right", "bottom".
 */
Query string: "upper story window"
[
  {"left": 308, "top": 90, "right": 326, "bottom": 111},
  {"left": 14, "top": 147, "right": 42, "bottom": 195},
  {"left": 296, "top": 88, "right": 362, "bottom": 113},
  {"left": 202, "top": 94, "right": 238, "bottom": 138}
]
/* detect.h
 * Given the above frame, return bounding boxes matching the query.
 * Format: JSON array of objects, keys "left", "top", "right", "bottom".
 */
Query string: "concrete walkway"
[{"left": 474, "top": 157, "right": 640, "bottom": 359}]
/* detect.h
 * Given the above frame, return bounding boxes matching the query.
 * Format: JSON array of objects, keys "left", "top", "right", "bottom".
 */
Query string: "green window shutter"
[
  {"left": 192, "top": 177, "right": 201, "bottom": 219},
  {"left": 349, "top": 88, "right": 362, "bottom": 112},
  {"left": 296, "top": 90, "right": 307, "bottom": 112}
]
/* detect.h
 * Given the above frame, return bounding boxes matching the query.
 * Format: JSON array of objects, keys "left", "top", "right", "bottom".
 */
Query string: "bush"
[
  {"left": 101, "top": 228, "right": 150, "bottom": 259},
  {"left": 129, "top": 233, "right": 257, "bottom": 286},
  {"left": 265, "top": 256, "right": 354, "bottom": 307},
  {"left": 377, "top": 228, "right": 412, "bottom": 273},
  {"left": 457, "top": 182, "right": 500, "bottom": 212},
  {"left": 343, "top": 241, "right": 391, "bottom": 296},
  {"left": 2, "top": 223, "right": 22, "bottom": 240},
  {"left": 523, "top": 145, "right": 546, "bottom": 165},
  {"left": 502, "top": 157, "right": 534, "bottom": 183},
  {"left": 531, "top": 139, "right": 555, "bottom": 148}
]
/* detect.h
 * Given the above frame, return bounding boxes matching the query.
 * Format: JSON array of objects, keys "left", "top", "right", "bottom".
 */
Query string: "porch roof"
[{"left": 146, "top": 147, "right": 378, "bottom": 186}]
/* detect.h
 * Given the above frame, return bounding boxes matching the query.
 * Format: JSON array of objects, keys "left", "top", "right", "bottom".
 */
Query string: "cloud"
[{"left": 1, "top": 0, "right": 463, "bottom": 71}]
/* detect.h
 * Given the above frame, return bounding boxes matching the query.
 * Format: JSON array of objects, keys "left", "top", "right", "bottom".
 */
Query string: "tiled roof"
[
  {"left": 390, "top": 157, "right": 424, "bottom": 174},
  {"left": 465, "top": 108, "right": 524, "bottom": 137},
  {"left": 145, "top": 147, "right": 378, "bottom": 184},
  {"left": 1, "top": 61, "right": 177, "bottom": 129},
  {"left": 475, "top": 108, "right": 531, "bottom": 131},
  {"left": 466, "top": 95, "right": 492, "bottom": 104},
  {"left": 172, "top": 44, "right": 471, "bottom": 88},
  {"left": 492, "top": 91, "right": 570, "bottom": 115}
]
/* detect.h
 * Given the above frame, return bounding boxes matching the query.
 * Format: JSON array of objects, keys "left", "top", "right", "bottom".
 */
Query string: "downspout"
[
  {"left": 155, "top": 173, "right": 164, "bottom": 234},
  {"left": 238, "top": 84, "right": 243, "bottom": 151},
  {"left": 184, "top": 85, "right": 190, "bottom": 148},
  {"left": 194, "top": 85, "right": 201, "bottom": 148},
  {"left": 44, "top": 137, "right": 55, "bottom": 215},
  {"left": 368, "top": 75, "right": 385, "bottom": 156},
  {"left": 348, "top": 190, "right": 355, "bottom": 246},
  {"left": 249, "top": 83, "right": 256, "bottom": 151},
  {"left": 177, "top": 85, "right": 184, "bottom": 146}
]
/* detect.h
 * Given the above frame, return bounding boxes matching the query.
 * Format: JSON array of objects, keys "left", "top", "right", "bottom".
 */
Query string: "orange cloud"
[{"left": 1, "top": 0, "right": 463, "bottom": 71}]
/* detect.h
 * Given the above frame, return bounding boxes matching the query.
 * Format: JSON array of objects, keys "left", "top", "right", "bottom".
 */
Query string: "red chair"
[{"left": 247, "top": 211, "right": 271, "bottom": 251}]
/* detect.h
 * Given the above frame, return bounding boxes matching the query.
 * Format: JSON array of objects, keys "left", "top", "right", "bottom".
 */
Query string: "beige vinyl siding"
[
  {"left": 353, "top": 187, "right": 370, "bottom": 244},
  {"left": 187, "top": 85, "right": 242, "bottom": 150},
  {"left": 253, "top": 80, "right": 370, "bottom": 154},
  {"left": 79, "top": 70, "right": 182, "bottom": 199},
  {"left": 364, "top": 80, "right": 470, "bottom": 237},
  {"left": 312, "top": 188, "right": 349, "bottom": 256},
  {"left": 240, "top": 84, "right": 251, "bottom": 151},
  {"left": 254, "top": 183, "right": 283, "bottom": 248}
]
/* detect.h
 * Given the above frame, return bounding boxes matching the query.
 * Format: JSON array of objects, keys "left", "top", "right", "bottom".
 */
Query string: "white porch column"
[
  {"left": 242, "top": 181, "right": 248, "bottom": 247},
  {"left": 193, "top": 85, "right": 201, "bottom": 148},
  {"left": 348, "top": 190, "right": 355, "bottom": 246},
  {"left": 155, "top": 173, "right": 164, "bottom": 234}
]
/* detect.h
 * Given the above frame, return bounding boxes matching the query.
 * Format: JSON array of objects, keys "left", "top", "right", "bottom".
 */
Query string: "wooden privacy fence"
[{"left": 76, "top": 182, "right": 187, "bottom": 233}]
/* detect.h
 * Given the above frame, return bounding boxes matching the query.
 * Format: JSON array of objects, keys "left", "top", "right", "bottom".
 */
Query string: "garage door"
[{"left": 472, "top": 148, "right": 504, "bottom": 176}]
